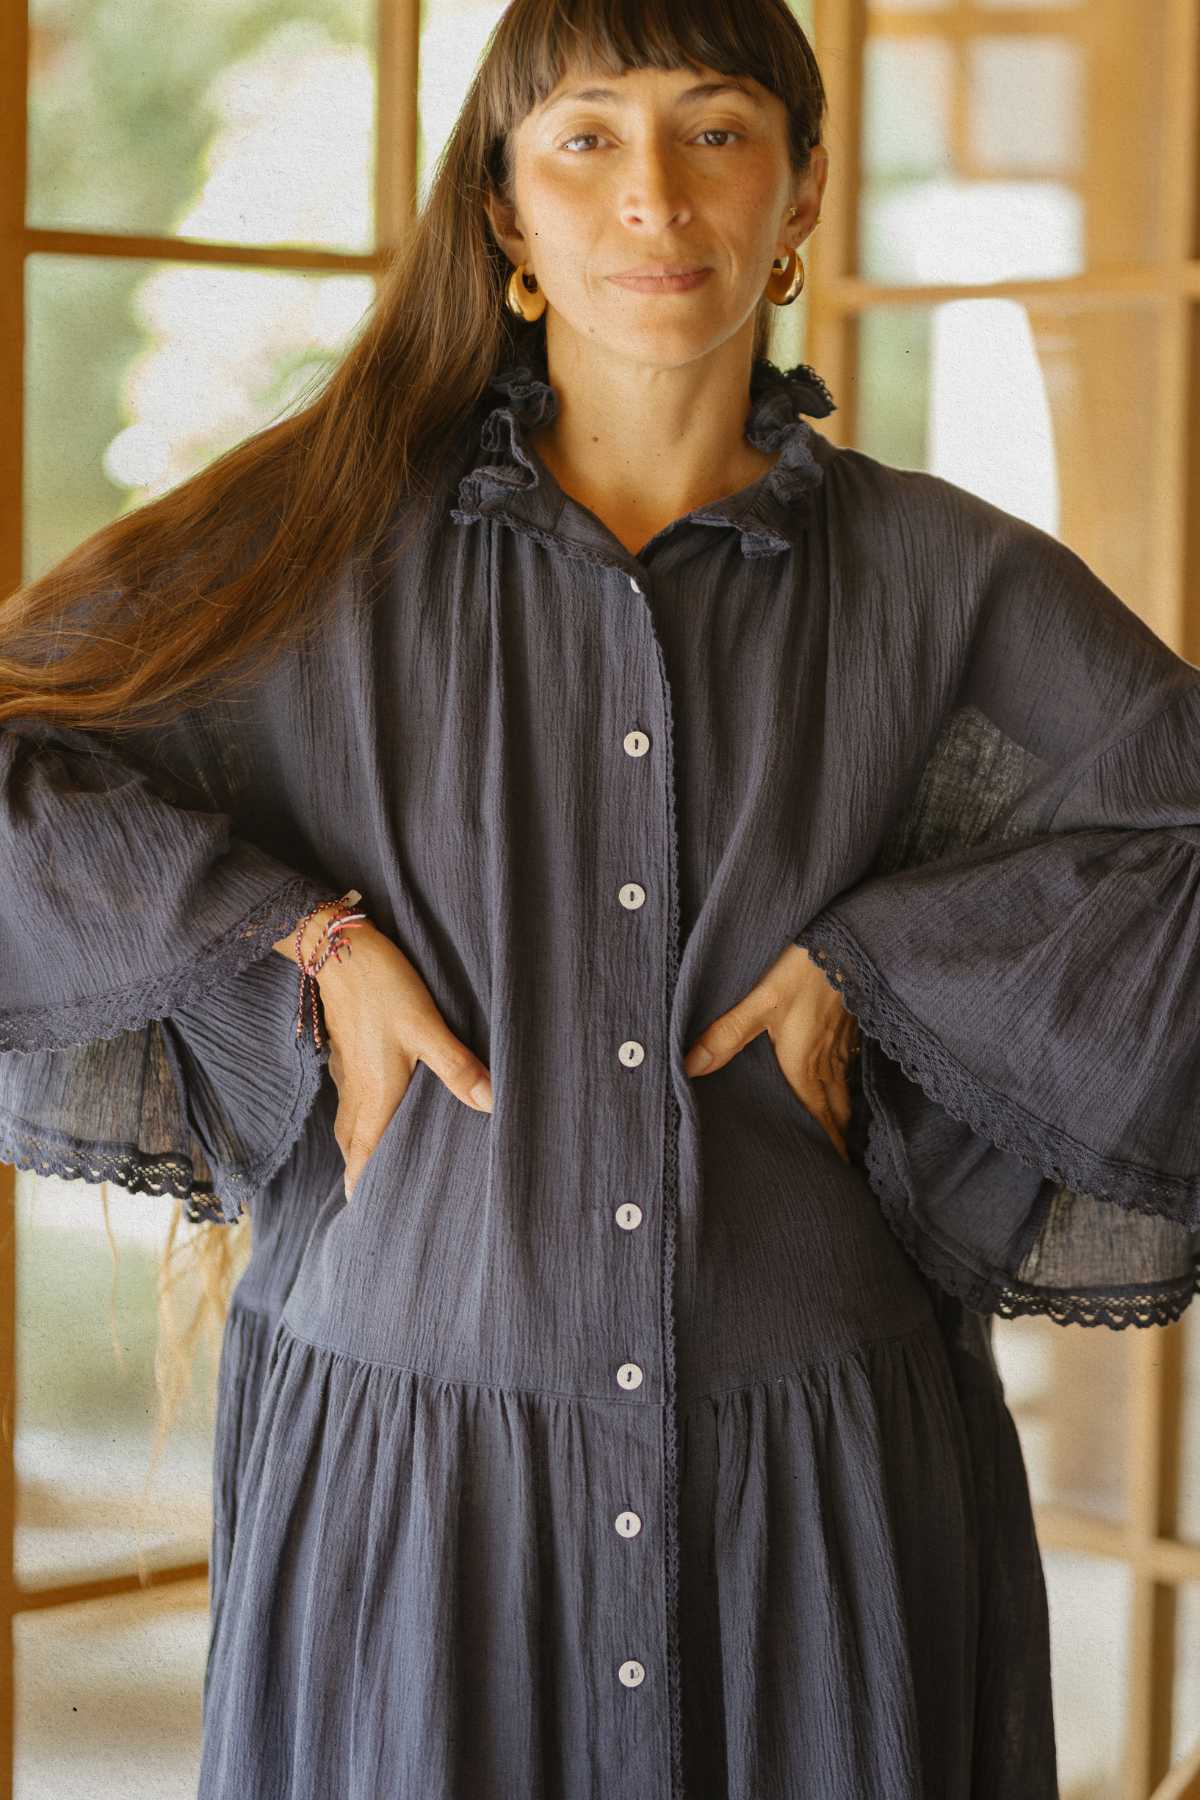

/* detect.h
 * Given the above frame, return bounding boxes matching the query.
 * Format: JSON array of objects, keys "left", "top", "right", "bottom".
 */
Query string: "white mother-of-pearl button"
[
  {"left": 615, "top": 1510, "right": 642, "bottom": 1537},
  {"left": 616, "top": 1362, "right": 644, "bottom": 1390},
  {"left": 623, "top": 729, "right": 650, "bottom": 757},
  {"left": 618, "top": 1659, "right": 646, "bottom": 1687},
  {"left": 615, "top": 1202, "right": 643, "bottom": 1231},
  {"left": 619, "top": 882, "right": 646, "bottom": 910},
  {"left": 618, "top": 1040, "right": 645, "bottom": 1067}
]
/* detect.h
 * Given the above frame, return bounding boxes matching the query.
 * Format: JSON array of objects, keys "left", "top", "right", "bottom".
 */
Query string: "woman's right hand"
[{"left": 284, "top": 921, "right": 493, "bottom": 1200}]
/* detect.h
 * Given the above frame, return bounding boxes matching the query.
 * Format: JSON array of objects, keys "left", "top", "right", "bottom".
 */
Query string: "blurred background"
[{"left": 0, "top": 0, "right": 1199, "bottom": 1794}]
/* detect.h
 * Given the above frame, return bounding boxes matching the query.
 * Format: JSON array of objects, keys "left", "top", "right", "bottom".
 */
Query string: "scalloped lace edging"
[
  {"left": 796, "top": 913, "right": 1199, "bottom": 1227},
  {"left": 0, "top": 1030, "right": 327, "bottom": 1228},
  {"left": 0, "top": 1127, "right": 210, "bottom": 1205},
  {"left": 0, "top": 871, "right": 334, "bottom": 1057},
  {"left": 859, "top": 1108, "right": 1198, "bottom": 1329},
  {"left": 0, "top": 1122, "right": 244, "bottom": 1225}
]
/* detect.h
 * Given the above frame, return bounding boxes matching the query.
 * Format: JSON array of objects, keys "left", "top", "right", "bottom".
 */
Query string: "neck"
[{"left": 529, "top": 328, "right": 780, "bottom": 534}]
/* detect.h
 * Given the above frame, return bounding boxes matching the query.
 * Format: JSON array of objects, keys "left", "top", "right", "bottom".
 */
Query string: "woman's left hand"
[{"left": 683, "top": 943, "right": 861, "bottom": 1162}]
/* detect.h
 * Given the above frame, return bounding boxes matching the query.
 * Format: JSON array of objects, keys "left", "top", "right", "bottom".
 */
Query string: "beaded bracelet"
[{"left": 292, "top": 888, "right": 368, "bottom": 1049}]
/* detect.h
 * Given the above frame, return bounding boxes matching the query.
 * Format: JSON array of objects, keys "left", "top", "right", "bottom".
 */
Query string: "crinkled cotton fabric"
[{"left": 3, "top": 331, "right": 1199, "bottom": 1797}]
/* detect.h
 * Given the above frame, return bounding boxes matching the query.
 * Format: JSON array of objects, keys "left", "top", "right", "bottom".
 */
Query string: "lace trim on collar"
[{"left": 452, "top": 347, "right": 837, "bottom": 557}]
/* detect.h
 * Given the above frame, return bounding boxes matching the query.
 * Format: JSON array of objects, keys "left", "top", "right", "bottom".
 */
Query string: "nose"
[{"left": 617, "top": 143, "right": 694, "bottom": 233}]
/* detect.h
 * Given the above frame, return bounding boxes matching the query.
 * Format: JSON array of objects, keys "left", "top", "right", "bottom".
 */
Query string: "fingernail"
[
  {"left": 689, "top": 1047, "right": 714, "bottom": 1073},
  {"left": 470, "top": 1077, "right": 493, "bottom": 1110}
]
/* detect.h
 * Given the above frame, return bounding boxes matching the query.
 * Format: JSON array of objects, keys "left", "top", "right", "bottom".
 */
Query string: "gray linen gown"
[{"left": 3, "top": 338, "right": 1200, "bottom": 1799}]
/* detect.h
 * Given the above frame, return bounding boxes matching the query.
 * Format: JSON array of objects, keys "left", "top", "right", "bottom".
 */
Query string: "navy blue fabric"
[{"left": 7, "top": 336, "right": 1200, "bottom": 1792}]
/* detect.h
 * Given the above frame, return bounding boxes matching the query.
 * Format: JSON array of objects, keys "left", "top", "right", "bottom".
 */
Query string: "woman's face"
[{"left": 491, "top": 61, "right": 828, "bottom": 367}]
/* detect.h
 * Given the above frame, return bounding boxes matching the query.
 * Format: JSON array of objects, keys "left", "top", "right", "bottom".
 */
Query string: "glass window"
[
  {"left": 25, "top": 254, "right": 375, "bottom": 580},
  {"left": 1176, "top": 1583, "right": 1200, "bottom": 1766},
  {"left": 855, "top": 299, "right": 1166, "bottom": 633},
  {"left": 860, "top": 6, "right": 1171, "bottom": 282},
  {"left": 1043, "top": 1549, "right": 1130, "bottom": 1799},
  {"left": 995, "top": 1316, "right": 1130, "bottom": 1525},
  {"left": 417, "top": 0, "right": 508, "bottom": 206},
  {"left": 968, "top": 37, "right": 1083, "bottom": 176},
  {"left": 1180, "top": 1305, "right": 1200, "bottom": 1546},
  {"left": 16, "top": 1172, "right": 238, "bottom": 1587},
  {"left": 14, "top": 1579, "right": 209, "bottom": 1798},
  {"left": 27, "top": 0, "right": 376, "bottom": 252}
]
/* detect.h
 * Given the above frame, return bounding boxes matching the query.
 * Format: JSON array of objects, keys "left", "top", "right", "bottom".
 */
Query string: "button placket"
[{"left": 614, "top": 573, "right": 658, "bottom": 1701}]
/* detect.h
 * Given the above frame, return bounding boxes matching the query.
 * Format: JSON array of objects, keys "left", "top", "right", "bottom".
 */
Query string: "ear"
[
  {"left": 483, "top": 188, "right": 530, "bottom": 267},
  {"left": 810, "top": 145, "right": 830, "bottom": 210},
  {"left": 786, "top": 144, "right": 830, "bottom": 246}
]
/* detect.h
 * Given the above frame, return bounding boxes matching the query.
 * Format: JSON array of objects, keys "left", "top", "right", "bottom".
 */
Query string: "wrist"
[
  {"left": 272, "top": 892, "right": 368, "bottom": 972},
  {"left": 272, "top": 904, "right": 337, "bottom": 967}
]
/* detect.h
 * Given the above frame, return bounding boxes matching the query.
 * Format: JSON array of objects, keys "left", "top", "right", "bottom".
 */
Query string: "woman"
[{"left": 2, "top": 1, "right": 1198, "bottom": 1794}]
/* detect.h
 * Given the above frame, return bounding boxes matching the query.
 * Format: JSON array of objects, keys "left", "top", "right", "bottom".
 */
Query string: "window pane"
[
  {"left": 856, "top": 300, "right": 1166, "bottom": 636},
  {"left": 25, "top": 253, "right": 375, "bottom": 581},
  {"left": 1180, "top": 1303, "right": 1200, "bottom": 1546},
  {"left": 27, "top": 0, "right": 376, "bottom": 252},
  {"left": 968, "top": 37, "right": 1083, "bottom": 176},
  {"left": 16, "top": 1173, "right": 242, "bottom": 1586},
  {"left": 1043, "top": 1549, "right": 1130, "bottom": 1799},
  {"left": 1175, "top": 1584, "right": 1200, "bottom": 1768},
  {"left": 15, "top": 1578, "right": 208, "bottom": 1798},
  {"left": 860, "top": 6, "right": 1170, "bottom": 282},
  {"left": 417, "top": 0, "right": 508, "bottom": 206},
  {"left": 863, "top": 37, "right": 954, "bottom": 195},
  {"left": 995, "top": 1316, "right": 1130, "bottom": 1525}
]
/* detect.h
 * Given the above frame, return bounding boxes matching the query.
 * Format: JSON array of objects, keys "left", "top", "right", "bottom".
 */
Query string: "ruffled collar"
[{"left": 450, "top": 343, "right": 836, "bottom": 562}]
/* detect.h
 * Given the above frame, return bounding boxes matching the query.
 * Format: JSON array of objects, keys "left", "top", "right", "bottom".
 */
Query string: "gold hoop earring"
[
  {"left": 505, "top": 262, "right": 547, "bottom": 322},
  {"left": 765, "top": 246, "right": 805, "bottom": 306}
]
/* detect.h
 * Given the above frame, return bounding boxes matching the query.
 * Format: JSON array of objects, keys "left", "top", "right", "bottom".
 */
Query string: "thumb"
[
  {"left": 682, "top": 1000, "right": 762, "bottom": 1078},
  {"left": 418, "top": 1018, "right": 494, "bottom": 1112}
]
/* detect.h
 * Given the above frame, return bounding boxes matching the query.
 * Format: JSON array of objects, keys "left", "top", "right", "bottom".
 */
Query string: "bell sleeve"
[
  {"left": 796, "top": 510, "right": 1200, "bottom": 1329},
  {"left": 0, "top": 715, "right": 341, "bottom": 1224}
]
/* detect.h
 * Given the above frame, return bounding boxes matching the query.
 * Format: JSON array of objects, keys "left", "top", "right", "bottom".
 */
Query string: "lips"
[
  {"left": 608, "top": 267, "right": 713, "bottom": 293},
  {"left": 613, "top": 263, "right": 708, "bottom": 278}
]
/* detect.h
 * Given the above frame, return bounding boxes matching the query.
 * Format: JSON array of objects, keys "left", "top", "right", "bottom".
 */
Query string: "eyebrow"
[{"left": 541, "top": 78, "right": 765, "bottom": 116}]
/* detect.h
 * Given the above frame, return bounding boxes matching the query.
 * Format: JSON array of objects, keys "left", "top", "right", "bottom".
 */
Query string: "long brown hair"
[{"left": 1, "top": 0, "right": 828, "bottom": 1476}]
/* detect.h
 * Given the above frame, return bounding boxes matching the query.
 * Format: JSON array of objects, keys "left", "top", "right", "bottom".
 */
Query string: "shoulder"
[
  {"left": 816, "top": 436, "right": 1040, "bottom": 565},
  {"left": 812, "top": 436, "right": 1140, "bottom": 629}
]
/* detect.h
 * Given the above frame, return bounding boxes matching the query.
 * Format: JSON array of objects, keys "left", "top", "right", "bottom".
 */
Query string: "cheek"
[{"left": 521, "top": 181, "right": 593, "bottom": 259}]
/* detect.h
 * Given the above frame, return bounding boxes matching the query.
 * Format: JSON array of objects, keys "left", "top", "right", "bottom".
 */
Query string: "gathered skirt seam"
[{"left": 270, "top": 1313, "right": 944, "bottom": 1407}]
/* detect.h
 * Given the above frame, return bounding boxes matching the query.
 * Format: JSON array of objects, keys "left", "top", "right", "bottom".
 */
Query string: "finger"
[
  {"left": 822, "top": 1094, "right": 851, "bottom": 1162},
  {"left": 822, "top": 1071, "right": 854, "bottom": 1138},
  {"left": 337, "top": 1109, "right": 361, "bottom": 1199},
  {"left": 418, "top": 1023, "right": 494, "bottom": 1112},
  {"left": 683, "top": 1010, "right": 767, "bottom": 1077},
  {"left": 811, "top": 1084, "right": 850, "bottom": 1163},
  {"left": 343, "top": 1091, "right": 407, "bottom": 1200},
  {"left": 793, "top": 1076, "right": 850, "bottom": 1164},
  {"left": 341, "top": 1104, "right": 385, "bottom": 1201},
  {"left": 814, "top": 1045, "right": 855, "bottom": 1135}
]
